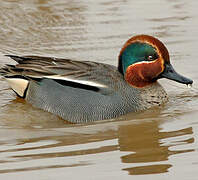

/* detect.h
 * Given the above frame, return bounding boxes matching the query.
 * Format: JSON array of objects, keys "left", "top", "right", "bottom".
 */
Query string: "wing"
[{"left": 0, "top": 55, "right": 120, "bottom": 97}]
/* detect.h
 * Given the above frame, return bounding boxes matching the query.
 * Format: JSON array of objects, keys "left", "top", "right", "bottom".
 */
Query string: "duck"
[{"left": 0, "top": 35, "right": 193, "bottom": 123}]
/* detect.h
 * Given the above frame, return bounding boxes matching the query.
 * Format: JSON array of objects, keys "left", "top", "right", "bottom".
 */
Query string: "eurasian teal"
[{"left": 0, "top": 35, "right": 193, "bottom": 123}]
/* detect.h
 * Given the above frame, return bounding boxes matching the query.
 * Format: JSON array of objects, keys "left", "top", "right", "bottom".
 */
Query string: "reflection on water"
[
  {"left": 0, "top": 117, "right": 196, "bottom": 179},
  {"left": 0, "top": 0, "right": 198, "bottom": 179},
  {"left": 119, "top": 121, "right": 194, "bottom": 175}
]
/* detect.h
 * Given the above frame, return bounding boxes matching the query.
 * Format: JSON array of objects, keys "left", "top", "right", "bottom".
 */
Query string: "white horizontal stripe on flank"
[
  {"left": 44, "top": 76, "right": 107, "bottom": 88},
  {"left": 6, "top": 78, "right": 29, "bottom": 97}
]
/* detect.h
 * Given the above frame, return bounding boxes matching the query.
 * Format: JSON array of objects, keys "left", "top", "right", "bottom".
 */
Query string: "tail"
[
  {"left": 0, "top": 55, "right": 29, "bottom": 98},
  {"left": 0, "top": 55, "right": 25, "bottom": 77},
  {"left": 5, "top": 55, "right": 27, "bottom": 63}
]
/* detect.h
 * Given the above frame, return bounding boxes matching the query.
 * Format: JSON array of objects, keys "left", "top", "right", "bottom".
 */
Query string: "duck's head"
[{"left": 118, "top": 35, "right": 193, "bottom": 88}]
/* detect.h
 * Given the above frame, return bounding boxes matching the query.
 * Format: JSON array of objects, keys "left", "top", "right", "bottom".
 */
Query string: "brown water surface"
[{"left": 0, "top": 0, "right": 198, "bottom": 179}]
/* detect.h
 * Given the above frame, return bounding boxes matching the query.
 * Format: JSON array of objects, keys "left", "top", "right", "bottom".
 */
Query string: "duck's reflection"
[{"left": 118, "top": 119, "right": 194, "bottom": 175}]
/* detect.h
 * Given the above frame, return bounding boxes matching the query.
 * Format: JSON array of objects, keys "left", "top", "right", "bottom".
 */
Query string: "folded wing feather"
[{"left": 1, "top": 55, "right": 111, "bottom": 97}]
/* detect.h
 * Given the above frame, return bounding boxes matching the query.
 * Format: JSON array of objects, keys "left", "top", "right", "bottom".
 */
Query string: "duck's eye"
[
  {"left": 148, "top": 55, "right": 154, "bottom": 61},
  {"left": 147, "top": 54, "right": 158, "bottom": 61}
]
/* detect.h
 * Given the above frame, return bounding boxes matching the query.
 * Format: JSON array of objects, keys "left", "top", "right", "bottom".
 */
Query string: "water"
[{"left": 0, "top": 0, "right": 198, "bottom": 179}]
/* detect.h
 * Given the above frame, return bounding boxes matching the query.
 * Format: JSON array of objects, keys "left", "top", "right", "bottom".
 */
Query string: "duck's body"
[{"left": 0, "top": 35, "right": 193, "bottom": 123}]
